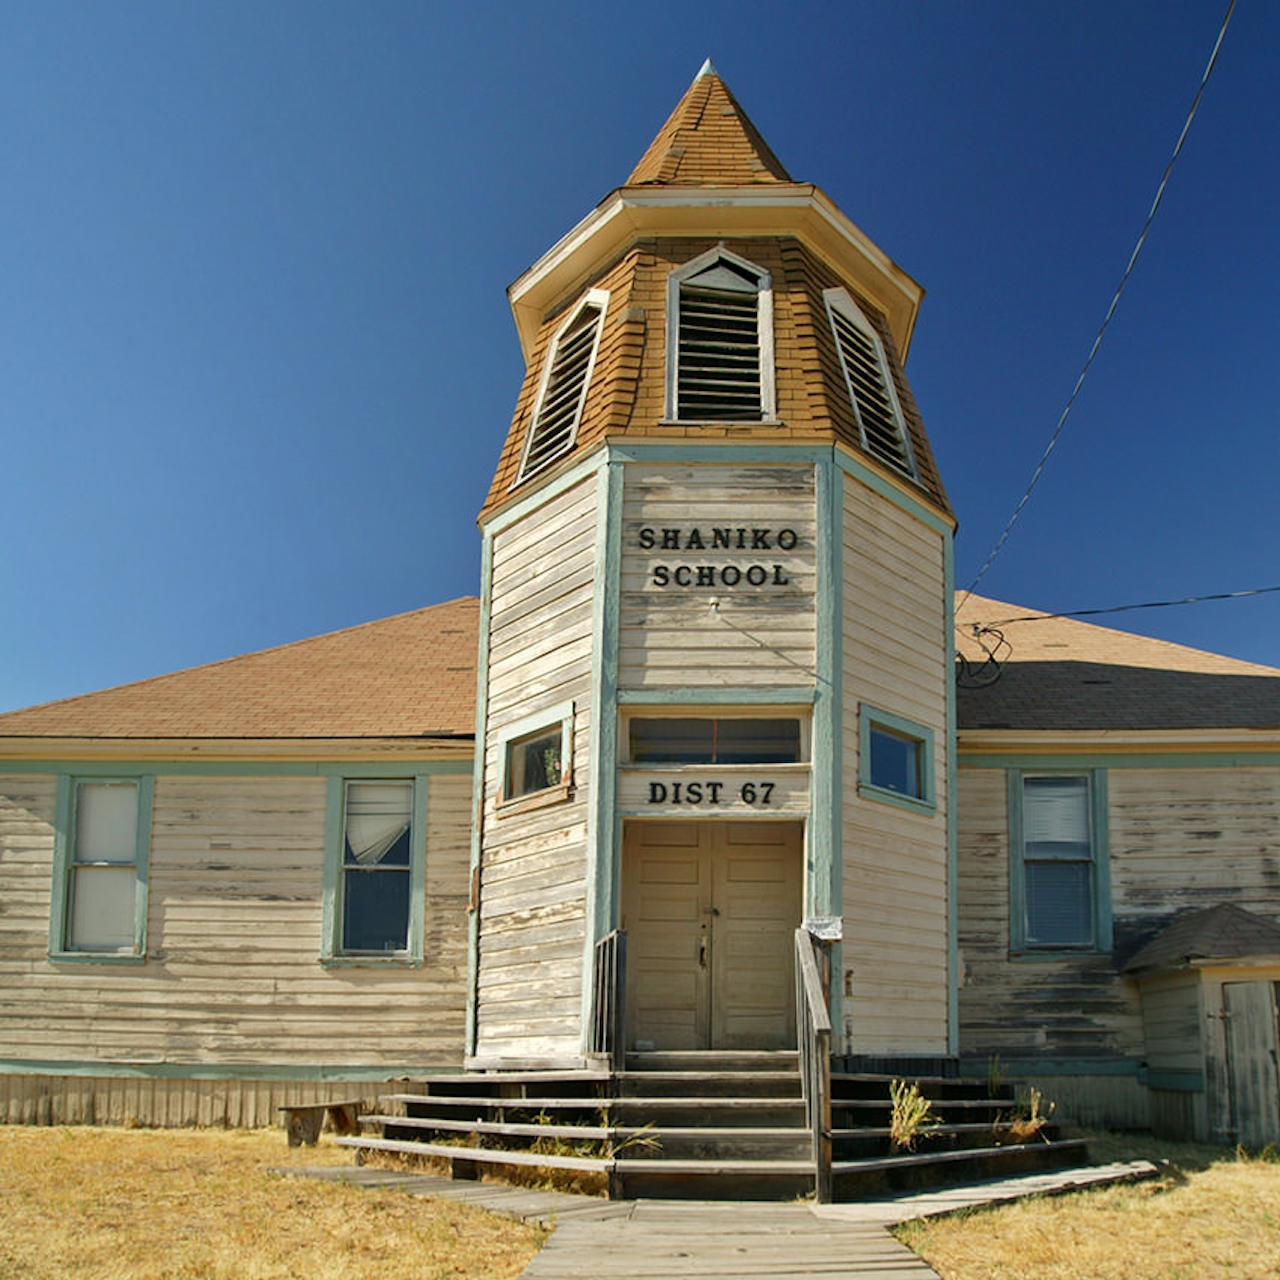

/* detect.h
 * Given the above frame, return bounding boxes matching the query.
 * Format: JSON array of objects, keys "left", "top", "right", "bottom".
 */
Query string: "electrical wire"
[{"left": 960, "top": 0, "right": 1238, "bottom": 607}]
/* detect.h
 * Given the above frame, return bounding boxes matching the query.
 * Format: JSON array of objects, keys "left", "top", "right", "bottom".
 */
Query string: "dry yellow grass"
[
  {"left": 0, "top": 1125, "right": 541, "bottom": 1280},
  {"left": 895, "top": 1140, "right": 1280, "bottom": 1280}
]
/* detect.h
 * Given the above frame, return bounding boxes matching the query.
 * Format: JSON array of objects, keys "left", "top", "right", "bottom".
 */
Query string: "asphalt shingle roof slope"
[
  {"left": 1123, "top": 902, "right": 1280, "bottom": 973},
  {"left": 956, "top": 593, "right": 1280, "bottom": 732},
  {"left": 0, "top": 597, "right": 479, "bottom": 741}
]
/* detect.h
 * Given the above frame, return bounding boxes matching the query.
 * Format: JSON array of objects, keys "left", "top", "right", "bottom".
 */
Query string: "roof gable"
[{"left": 1124, "top": 903, "right": 1280, "bottom": 973}]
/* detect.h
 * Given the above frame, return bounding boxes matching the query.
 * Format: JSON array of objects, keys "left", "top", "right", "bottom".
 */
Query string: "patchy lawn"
[
  {"left": 0, "top": 1125, "right": 541, "bottom": 1280},
  {"left": 894, "top": 1134, "right": 1280, "bottom": 1280}
]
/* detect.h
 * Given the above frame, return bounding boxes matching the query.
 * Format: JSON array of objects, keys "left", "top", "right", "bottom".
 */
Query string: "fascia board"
[
  {"left": 508, "top": 185, "right": 923, "bottom": 363},
  {"left": 957, "top": 727, "right": 1280, "bottom": 756},
  {"left": 0, "top": 737, "right": 475, "bottom": 763}
]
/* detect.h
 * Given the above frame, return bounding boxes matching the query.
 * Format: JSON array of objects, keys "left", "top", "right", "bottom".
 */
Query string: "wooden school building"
[{"left": 2, "top": 65, "right": 1279, "bottom": 1158}]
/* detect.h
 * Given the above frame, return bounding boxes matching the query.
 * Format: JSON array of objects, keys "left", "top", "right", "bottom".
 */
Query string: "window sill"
[
  {"left": 49, "top": 950, "right": 147, "bottom": 966},
  {"left": 320, "top": 954, "right": 423, "bottom": 969},
  {"left": 1009, "top": 947, "right": 1104, "bottom": 963},
  {"left": 658, "top": 418, "right": 782, "bottom": 428},
  {"left": 857, "top": 782, "right": 936, "bottom": 816},
  {"left": 497, "top": 782, "right": 574, "bottom": 818}
]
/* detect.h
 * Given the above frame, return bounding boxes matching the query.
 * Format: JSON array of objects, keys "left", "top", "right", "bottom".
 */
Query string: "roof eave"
[
  {"left": 957, "top": 726, "right": 1280, "bottom": 756},
  {"left": 508, "top": 184, "right": 923, "bottom": 364},
  {"left": 0, "top": 735, "right": 475, "bottom": 763}
]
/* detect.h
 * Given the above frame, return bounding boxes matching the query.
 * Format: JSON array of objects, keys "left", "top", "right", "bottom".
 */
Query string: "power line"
[{"left": 960, "top": 0, "right": 1238, "bottom": 606}]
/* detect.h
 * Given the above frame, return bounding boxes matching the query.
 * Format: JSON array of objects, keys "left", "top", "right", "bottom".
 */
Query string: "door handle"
[{"left": 699, "top": 940, "right": 708, "bottom": 969}]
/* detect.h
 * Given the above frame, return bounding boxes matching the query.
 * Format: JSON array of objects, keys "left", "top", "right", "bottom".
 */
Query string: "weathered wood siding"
[
  {"left": 618, "top": 463, "right": 816, "bottom": 689},
  {"left": 476, "top": 474, "right": 598, "bottom": 1063},
  {"left": 0, "top": 771, "right": 471, "bottom": 1086},
  {"left": 840, "top": 473, "right": 949, "bottom": 1055}
]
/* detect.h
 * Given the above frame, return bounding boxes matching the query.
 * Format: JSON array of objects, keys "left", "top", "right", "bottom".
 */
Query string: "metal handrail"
[{"left": 794, "top": 927, "right": 833, "bottom": 1202}]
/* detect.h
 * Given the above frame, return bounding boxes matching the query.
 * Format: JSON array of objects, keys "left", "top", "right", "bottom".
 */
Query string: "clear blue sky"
[{"left": 3, "top": 1, "right": 1277, "bottom": 713}]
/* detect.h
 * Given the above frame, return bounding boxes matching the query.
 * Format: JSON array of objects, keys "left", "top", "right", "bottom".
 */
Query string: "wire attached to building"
[{"left": 960, "top": 0, "right": 1237, "bottom": 607}]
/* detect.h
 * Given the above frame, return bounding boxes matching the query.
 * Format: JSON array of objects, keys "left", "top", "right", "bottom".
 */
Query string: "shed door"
[
  {"left": 1223, "top": 981, "right": 1280, "bottom": 1148},
  {"left": 622, "top": 820, "right": 802, "bottom": 1051}
]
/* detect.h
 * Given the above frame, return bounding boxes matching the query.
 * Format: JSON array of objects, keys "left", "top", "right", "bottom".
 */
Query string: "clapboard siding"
[
  {"left": 839, "top": 473, "right": 949, "bottom": 1055},
  {"left": 618, "top": 463, "right": 816, "bottom": 689},
  {"left": 0, "top": 771, "right": 471, "bottom": 1087},
  {"left": 476, "top": 473, "right": 598, "bottom": 1063}
]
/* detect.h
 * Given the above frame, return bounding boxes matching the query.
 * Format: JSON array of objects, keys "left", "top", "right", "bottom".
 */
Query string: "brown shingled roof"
[
  {"left": 626, "top": 63, "right": 792, "bottom": 186},
  {"left": 956, "top": 593, "right": 1280, "bottom": 732},
  {"left": 0, "top": 598, "right": 479, "bottom": 741}
]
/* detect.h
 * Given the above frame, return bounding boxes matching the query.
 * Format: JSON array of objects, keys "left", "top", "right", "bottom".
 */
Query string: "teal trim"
[
  {"left": 857, "top": 705, "right": 937, "bottom": 814},
  {"left": 466, "top": 531, "right": 495, "bottom": 1058},
  {"left": 49, "top": 774, "right": 153, "bottom": 964},
  {"left": 1008, "top": 768, "right": 1111, "bottom": 956},
  {"left": 582, "top": 458, "right": 623, "bottom": 1052},
  {"left": 959, "top": 1056, "right": 1143, "bottom": 1078},
  {"left": 0, "top": 1058, "right": 459, "bottom": 1082},
  {"left": 481, "top": 448, "right": 608, "bottom": 538},
  {"left": 1146, "top": 1069, "right": 1205, "bottom": 1092},
  {"left": 320, "top": 774, "right": 428, "bottom": 967},
  {"left": 960, "top": 751, "right": 1280, "bottom": 770},
  {"left": 0, "top": 759, "right": 471, "bottom": 777},
  {"left": 617, "top": 687, "right": 816, "bottom": 707},
  {"left": 813, "top": 455, "right": 843, "bottom": 1034},
  {"left": 608, "top": 442, "right": 831, "bottom": 467},
  {"left": 832, "top": 447, "right": 954, "bottom": 539},
  {"left": 944, "top": 533, "right": 959, "bottom": 1056}
]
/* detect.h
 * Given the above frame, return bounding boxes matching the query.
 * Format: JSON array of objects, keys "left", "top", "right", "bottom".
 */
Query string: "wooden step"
[
  {"left": 626, "top": 1051, "right": 799, "bottom": 1074},
  {"left": 613, "top": 1070, "right": 803, "bottom": 1099},
  {"left": 336, "top": 1134, "right": 610, "bottom": 1174},
  {"left": 613, "top": 1156, "right": 813, "bottom": 1201}
]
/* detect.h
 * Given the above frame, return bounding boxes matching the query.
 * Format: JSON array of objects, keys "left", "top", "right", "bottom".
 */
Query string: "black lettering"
[
  {"left": 639, "top": 527, "right": 656, "bottom": 549},
  {"left": 696, "top": 566, "right": 715, "bottom": 587},
  {"left": 760, "top": 782, "right": 775, "bottom": 805},
  {"left": 721, "top": 565, "right": 741, "bottom": 586},
  {"left": 712, "top": 528, "right": 732, "bottom": 549},
  {"left": 648, "top": 782, "right": 667, "bottom": 803},
  {"left": 671, "top": 782, "right": 682, "bottom": 804},
  {"left": 777, "top": 528, "right": 798, "bottom": 550},
  {"left": 661, "top": 528, "right": 680, "bottom": 550},
  {"left": 751, "top": 528, "right": 771, "bottom": 549},
  {"left": 746, "top": 565, "right": 767, "bottom": 585},
  {"left": 736, "top": 528, "right": 748, "bottom": 549},
  {"left": 686, "top": 528, "right": 704, "bottom": 549},
  {"left": 772, "top": 564, "right": 790, "bottom": 585},
  {"left": 652, "top": 565, "right": 670, "bottom": 587},
  {"left": 685, "top": 782, "right": 703, "bottom": 804},
  {"left": 707, "top": 782, "right": 723, "bottom": 804},
  {"left": 673, "top": 565, "right": 692, "bottom": 586}
]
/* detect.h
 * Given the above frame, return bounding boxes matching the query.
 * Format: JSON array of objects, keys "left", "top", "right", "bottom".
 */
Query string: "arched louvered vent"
[
  {"left": 671, "top": 250, "right": 772, "bottom": 421},
  {"left": 516, "top": 291, "right": 608, "bottom": 484},
  {"left": 825, "top": 290, "right": 916, "bottom": 479}
]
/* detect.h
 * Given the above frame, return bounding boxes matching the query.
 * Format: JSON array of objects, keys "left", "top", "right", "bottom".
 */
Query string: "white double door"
[{"left": 622, "top": 819, "right": 803, "bottom": 1051}]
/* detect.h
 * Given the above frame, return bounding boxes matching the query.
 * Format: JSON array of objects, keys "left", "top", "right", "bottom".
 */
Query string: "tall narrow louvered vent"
[
  {"left": 828, "top": 295, "right": 915, "bottom": 479},
  {"left": 518, "top": 295, "right": 606, "bottom": 483},
  {"left": 677, "top": 261, "right": 764, "bottom": 420}
]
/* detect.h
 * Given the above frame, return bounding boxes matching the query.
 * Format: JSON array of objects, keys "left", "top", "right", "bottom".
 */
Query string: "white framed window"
[
  {"left": 824, "top": 288, "right": 916, "bottom": 479},
  {"left": 323, "top": 774, "right": 428, "bottom": 964},
  {"left": 667, "top": 246, "right": 775, "bottom": 422},
  {"left": 1009, "top": 771, "right": 1111, "bottom": 954},
  {"left": 50, "top": 776, "right": 153, "bottom": 961},
  {"left": 627, "top": 716, "right": 805, "bottom": 765},
  {"left": 497, "top": 702, "right": 575, "bottom": 812},
  {"left": 515, "top": 288, "right": 609, "bottom": 485},
  {"left": 858, "top": 706, "right": 935, "bottom": 813}
]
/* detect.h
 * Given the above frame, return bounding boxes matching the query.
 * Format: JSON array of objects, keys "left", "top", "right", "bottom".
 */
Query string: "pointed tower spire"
[{"left": 627, "top": 64, "right": 791, "bottom": 186}]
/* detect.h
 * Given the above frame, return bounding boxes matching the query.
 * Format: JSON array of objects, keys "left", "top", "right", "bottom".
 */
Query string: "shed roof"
[
  {"left": 956, "top": 594, "right": 1280, "bottom": 732},
  {"left": 1123, "top": 903, "right": 1280, "bottom": 974},
  {"left": 0, "top": 597, "right": 479, "bottom": 742}
]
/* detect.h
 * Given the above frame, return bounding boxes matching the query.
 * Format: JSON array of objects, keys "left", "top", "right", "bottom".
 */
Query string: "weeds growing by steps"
[{"left": 889, "top": 1079, "right": 941, "bottom": 1152}]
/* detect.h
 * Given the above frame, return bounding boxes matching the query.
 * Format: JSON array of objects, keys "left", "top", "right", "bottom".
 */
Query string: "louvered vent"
[
  {"left": 829, "top": 300, "right": 915, "bottom": 478},
  {"left": 677, "top": 261, "right": 763, "bottom": 420},
  {"left": 519, "top": 298, "right": 605, "bottom": 481}
]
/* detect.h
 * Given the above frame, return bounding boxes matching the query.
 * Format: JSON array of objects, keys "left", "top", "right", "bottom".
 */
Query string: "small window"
[
  {"left": 859, "top": 708, "right": 934, "bottom": 811},
  {"left": 340, "top": 780, "right": 414, "bottom": 954},
  {"left": 51, "top": 776, "right": 152, "bottom": 960},
  {"left": 516, "top": 289, "right": 608, "bottom": 484},
  {"left": 629, "top": 718, "right": 802, "bottom": 765},
  {"left": 497, "top": 703, "right": 574, "bottom": 810},
  {"left": 668, "top": 247, "right": 774, "bottom": 421},
  {"left": 1014, "top": 774, "right": 1109, "bottom": 952},
  {"left": 824, "top": 289, "right": 916, "bottom": 479}
]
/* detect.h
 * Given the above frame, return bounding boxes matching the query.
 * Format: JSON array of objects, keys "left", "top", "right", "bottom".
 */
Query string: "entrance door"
[
  {"left": 621, "top": 820, "right": 802, "bottom": 1051},
  {"left": 1223, "top": 980, "right": 1280, "bottom": 1148}
]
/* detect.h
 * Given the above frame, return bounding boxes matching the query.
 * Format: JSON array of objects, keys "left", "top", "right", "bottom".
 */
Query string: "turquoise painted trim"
[
  {"left": 813, "top": 455, "right": 843, "bottom": 1035},
  {"left": 959, "top": 1057, "right": 1142, "bottom": 1078},
  {"left": 0, "top": 759, "right": 472, "bottom": 777},
  {"left": 495, "top": 699, "right": 575, "bottom": 804},
  {"left": 582, "top": 458, "right": 624, "bottom": 1052},
  {"left": 617, "top": 687, "right": 817, "bottom": 707},
  {"left": 320, "top": 775, "right": 428, "bottom": 967},
  {"left": 1146, "top": 1069, "right": 1206, "bottom": 1093},
  {"left": 857, "top": 704, "right": 937, "bottom": 814},
  {"left": 1007, "top": 768, "right": 1112, "bottom": 957},
  {"left": 832, "top": 447, "right": 954, "bottom": 539},
  {"left": 607, "top": 442, "right": 831, "bottom": 468},
  {"left": 49, "top": 774, "right": 153, "bottom": 964},
  {"left": 960, "top": 752, "right": 1280, "bottom": 770},
  {"left": 0, "top": 1059, "right": 461, "bottom": 1082},
  {"left": 481, "top": 448, "right": 608, "bottom": 538},
  {"left": 944, "top": 533, "right": 959, "bottom": 1057}
]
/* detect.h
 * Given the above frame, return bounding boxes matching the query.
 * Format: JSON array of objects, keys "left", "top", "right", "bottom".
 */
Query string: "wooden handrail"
[
  {"left": 794, "top": 927, "right": 833, "bottom": 1202},
  {"left": 591, "top": 928, "right": 628, "bottom": 1073}
]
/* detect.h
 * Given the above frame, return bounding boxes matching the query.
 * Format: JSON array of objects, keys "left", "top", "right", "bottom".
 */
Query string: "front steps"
[{"left": 335, "top": 1052, "right": 1089, "bottom": 1201}]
